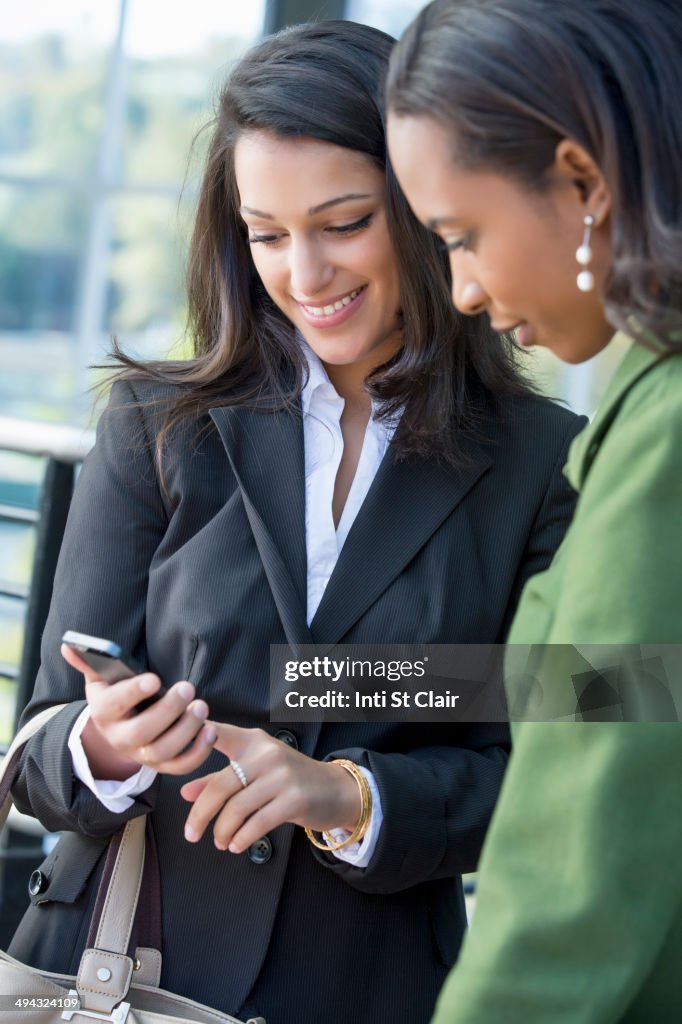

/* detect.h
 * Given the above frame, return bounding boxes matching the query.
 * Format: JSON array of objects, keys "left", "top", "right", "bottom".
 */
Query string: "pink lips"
[
  {"left": 296, "top": 285, "right": 367, "bottom": 329},
  {"left": 515, "top": 322, "right": 535, "bottom": 348},
  {"left": 491, "top": 320, "right": 535, "bottom": 348}
]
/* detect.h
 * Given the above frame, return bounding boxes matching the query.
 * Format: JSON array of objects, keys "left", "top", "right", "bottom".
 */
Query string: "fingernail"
[
  {"left": 178, "top": 682, "right": 194, "bottom": 701},
  {"left": 139, "top": 676, "right": 157, "bottom": 694},
  {"left": 228, "top": 842, "right": 240, "bottom": 854},
  {"left": 215, "top": 838, "right": 227, "bottom": 851},
  {"left": 203, "top": 727, "right": 217, "bottom": 745},
  {"left": 191, "top": 700, "right": 208, "bottom": 720},
  {"left": 184, "top": 825, "right": 199, "bottom": 842}
]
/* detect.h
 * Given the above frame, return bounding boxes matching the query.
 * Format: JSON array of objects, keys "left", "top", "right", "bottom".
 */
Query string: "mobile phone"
[{"left": 61, "top": 630, "right": 165, "bottom": 710}]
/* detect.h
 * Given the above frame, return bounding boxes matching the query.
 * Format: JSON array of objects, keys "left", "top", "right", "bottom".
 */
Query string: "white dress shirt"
[{"left": 69, "top": 343, "right": 396, "bottom": 867}]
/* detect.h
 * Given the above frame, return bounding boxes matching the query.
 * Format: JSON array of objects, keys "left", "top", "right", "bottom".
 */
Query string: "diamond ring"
[{"left": 230, "top": 759, "right": 248, "bottom": 788}]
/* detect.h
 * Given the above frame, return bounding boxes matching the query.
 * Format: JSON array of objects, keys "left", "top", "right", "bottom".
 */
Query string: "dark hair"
[
  {"left": 387, "top": 0, "right": 682, "bottom": 348},
  {"left": 112, "top": 20, "right": 531, "bottom": 464}
]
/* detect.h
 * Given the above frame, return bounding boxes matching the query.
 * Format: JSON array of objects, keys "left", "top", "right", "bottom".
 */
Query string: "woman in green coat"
[{"left": 386, "top": 0, "right": 682, "bottom": 1020}]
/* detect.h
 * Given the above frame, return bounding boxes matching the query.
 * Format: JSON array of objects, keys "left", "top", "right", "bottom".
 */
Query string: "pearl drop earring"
[{"left": 576, "top": 214, "right": 595, "bottom": 292}]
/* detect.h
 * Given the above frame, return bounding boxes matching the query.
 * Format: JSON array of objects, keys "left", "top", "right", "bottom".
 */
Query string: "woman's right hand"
[{"left": 61, "top": 644, "right": 217, "bottom": 781}]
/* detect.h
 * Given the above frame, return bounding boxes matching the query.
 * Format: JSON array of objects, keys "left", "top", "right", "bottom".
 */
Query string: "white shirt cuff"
[
  {"left": 327, "top": 767, "right": 383, "bottom": 868},
  {"left": 68, "top": 706, "right": 158, "bottom": 813}
]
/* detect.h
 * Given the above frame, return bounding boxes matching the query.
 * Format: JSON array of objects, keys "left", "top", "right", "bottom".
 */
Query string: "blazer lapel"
[
  {"left": 565, "top": 335, "right": 663, "bottom": 492},
  {"left": 209, "top": 404, "right": 313, "bottom": 650},
  {"left": 310, "top": 440, "right": 492, "bottom": 645}
]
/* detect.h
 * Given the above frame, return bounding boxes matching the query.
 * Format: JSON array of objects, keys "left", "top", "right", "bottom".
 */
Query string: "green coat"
[{"left": 433, "top": 337, "right": 682, "bottom": 1023}]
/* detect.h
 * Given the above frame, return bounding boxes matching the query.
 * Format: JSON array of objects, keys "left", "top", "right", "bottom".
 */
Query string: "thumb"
[{"left": 61, "top": 643, "right": 104, "bottom": 683}]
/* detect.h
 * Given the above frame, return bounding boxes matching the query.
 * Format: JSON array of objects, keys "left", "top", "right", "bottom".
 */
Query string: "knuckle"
[
  {"left": 287, "top": 783, "right": 306, "bottom": 814},
  {"left": 125, "top": 721, "right": 147, "bottom": 748},
  {"left": 273, "top": 762, "right": 293, "bottom": 788},
  {"left": 176, "top": 748, "right": 206, "bottom": 774},
  {"left": 259, "top": 744, "right": 283, "bottom": 773}
]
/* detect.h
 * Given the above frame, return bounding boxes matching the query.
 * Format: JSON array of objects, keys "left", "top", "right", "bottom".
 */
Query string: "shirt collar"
[
  {"left": 298, "top": 334, "right": 403, "bottom": 434},
  {"left": 299, "top": 337, "right": 341, "bottom": 417}
]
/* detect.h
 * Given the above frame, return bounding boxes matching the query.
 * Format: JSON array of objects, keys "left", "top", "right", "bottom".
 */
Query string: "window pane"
[
  {"left": 0, "top": 182, "right": 90, "bottom": 420},
  {"left": 0, "top": 2, "right": 120, "bottom": 180},
  {"left": 105, "top": 192, "right": 195, "bottom": 359},
  {"left": 0, "top": 452, "right": 41, "bottom": 741},
  {"left": 0, "top": 592, "right": 27, "bottom": 736},
  {"left": 0, "top": 675, "right": 17, "bottom": 746},
  {"left": 0, "top": 184, "right": 88, "bottom": 333},
  {"left": 0, "top": 522, "right": 35, "bottom": 592},
  {"left": 122, "top": 0, "right": 266, "bottom": 186}
]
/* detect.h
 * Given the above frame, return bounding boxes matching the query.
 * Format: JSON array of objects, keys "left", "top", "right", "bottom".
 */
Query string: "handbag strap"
[
  {"left": 1, "top": 706, "right": 147, "bottom": 942},
  {"left": 0, "top": 703, "right": 68, "bottom": 831},
  {"left": 86, "top": 814, "right": 162, "bottom": 956},
  {"left": 1, "top": 705, "right": 158, "bottom": 1007}
]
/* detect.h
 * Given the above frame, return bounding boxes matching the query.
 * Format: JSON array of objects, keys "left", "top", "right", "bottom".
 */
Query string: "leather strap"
[
  {"left": 87, "top": 816, "right": 162, "bottom": 958},
  {"left": 1, "top": 705, "right": 164, "bottom": 1008},
  {"left": 0, "top": 704, "right": 68, "bottom": 831}
]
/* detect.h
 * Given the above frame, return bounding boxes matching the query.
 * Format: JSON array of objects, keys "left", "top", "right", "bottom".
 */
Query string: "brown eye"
[
  {"left": 248, "top": 233, "right": 284, "bottom": 246},
  {"left": 328, "top": 213, "right": 373, "bottom": 235},
  {"left": 442, "top": 231, "right": 475, "bottom": 253}
]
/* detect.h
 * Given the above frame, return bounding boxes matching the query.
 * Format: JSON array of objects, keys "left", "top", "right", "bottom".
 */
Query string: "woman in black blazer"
[{"left": 10, "top": 21, "right": 583, "bottom": 1024}]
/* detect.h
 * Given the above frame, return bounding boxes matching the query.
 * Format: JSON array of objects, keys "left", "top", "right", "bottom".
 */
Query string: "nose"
[
  {"left": 450, "top": 257, "right": 487, "bottom": 317},
  {"left": 289, "top": 237, "right": 333, "bottom": 298}
]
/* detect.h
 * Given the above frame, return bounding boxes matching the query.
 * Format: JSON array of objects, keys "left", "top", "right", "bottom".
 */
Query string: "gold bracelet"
[{"left": 305, "top": 759, "right": 373, "bottom": 852}]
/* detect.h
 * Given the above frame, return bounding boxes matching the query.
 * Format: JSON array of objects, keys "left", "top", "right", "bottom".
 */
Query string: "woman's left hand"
[{"left": 180, "top": 722, "right": 361, "bottom": 852}]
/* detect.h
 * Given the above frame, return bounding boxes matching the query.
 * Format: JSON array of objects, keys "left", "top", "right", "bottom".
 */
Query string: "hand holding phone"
[
  {"left": 61, "top": 630, "right": 216, "bottom": 778},
  {"left": 62, "top": 630, "right": 166, "bottom": 711}
]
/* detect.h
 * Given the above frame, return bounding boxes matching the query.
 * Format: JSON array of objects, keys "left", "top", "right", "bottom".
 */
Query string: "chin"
[
  {"left": 557, "top": 350, "right": 593, "bottom": 366},
  {"left": 539, "top": 326, "right": 610, "bottom": 364},
  {"left": 306, "top": 341, "right": 362, "bottom": 362}
]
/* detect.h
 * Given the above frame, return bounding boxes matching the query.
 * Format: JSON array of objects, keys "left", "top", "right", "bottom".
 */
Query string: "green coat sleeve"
[{"left": 432, "top": 356, "right": 682, "bottom": 1023}]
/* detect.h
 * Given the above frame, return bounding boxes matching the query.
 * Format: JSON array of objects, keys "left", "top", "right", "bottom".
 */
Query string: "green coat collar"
[{"left": 565, "top": 333, "right": 667, "bottom": 491}]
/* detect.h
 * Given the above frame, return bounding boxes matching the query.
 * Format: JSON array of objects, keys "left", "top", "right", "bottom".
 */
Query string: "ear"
[{"left": 554, "top": 139, "right": 611, "bottom": 226}]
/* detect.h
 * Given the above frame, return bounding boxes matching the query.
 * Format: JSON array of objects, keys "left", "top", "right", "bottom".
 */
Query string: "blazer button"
[
  {"left": 274, "top": 729, "right": 298, "bottom": 750},
  {"left": 248, "top": 836, "right": 273, "bottom": 864},
  {"left": 28, "top": 869, "right": 49, "bottom": 898}
]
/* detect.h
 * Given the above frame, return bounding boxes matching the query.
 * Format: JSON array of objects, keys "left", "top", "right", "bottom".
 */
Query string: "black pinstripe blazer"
[{"left": 10, "top": 379, "right": 584, "bottom": 1024}]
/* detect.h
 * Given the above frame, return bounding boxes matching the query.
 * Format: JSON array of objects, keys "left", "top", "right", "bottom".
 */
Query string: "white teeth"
[{"left": 302, "top": 287, "right": 361, "bottom": 317}]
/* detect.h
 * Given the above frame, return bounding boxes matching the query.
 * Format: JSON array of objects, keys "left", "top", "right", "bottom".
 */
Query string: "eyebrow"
[{"left": 240, "top": 193, "right": 375, "bottom": 219}]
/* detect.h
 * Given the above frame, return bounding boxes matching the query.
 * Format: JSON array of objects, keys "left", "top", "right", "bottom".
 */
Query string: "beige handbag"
[{"left": 0, "top": 705, "right": 265, "bottom": 1024}]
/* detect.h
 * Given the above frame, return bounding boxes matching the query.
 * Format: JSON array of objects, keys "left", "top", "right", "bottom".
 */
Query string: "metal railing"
[
  {"left": 0, "top": 416, "right": 95, "bottom": 733},
  {"left": 0, "top": 416, "right": 94, "bottom": 944}
]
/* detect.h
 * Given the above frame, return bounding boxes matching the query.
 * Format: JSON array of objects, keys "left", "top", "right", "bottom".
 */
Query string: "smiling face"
[
  {"left": 387, "top": 113, "right": 613, "bottom": 364},
  {"left": 234, "top": 131, "right": 402, "bottom": 384}
]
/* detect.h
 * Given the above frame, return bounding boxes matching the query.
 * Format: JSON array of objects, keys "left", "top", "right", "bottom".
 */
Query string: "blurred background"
[{"left": 0, "top": 0, "right": 625, "bottom": 741}]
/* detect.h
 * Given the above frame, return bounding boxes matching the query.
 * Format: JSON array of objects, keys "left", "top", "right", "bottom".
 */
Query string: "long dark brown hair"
[
  {"left": 387, "top": 0, "right": 682, "bottom": 349},
  {"left": 111, "top": 19, "right": 532, "bottom": 464}
]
